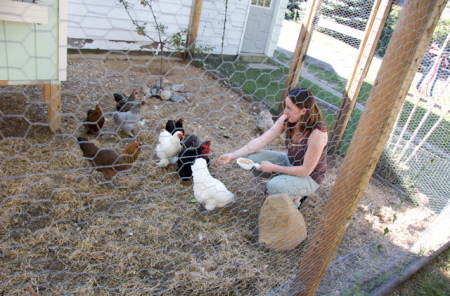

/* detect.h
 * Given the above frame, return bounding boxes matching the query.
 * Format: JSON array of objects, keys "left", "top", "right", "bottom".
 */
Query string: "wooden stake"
[
  {"left": 43, "top": 81, "right": 61, "bottom": 132},
  {"left": 288, "top": 1, "right": 448, "bottom": 295}
]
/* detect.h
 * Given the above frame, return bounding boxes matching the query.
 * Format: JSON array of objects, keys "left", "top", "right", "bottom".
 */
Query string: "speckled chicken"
[{"left": 114, "top": 89, "right": 139, "bottom": 112}]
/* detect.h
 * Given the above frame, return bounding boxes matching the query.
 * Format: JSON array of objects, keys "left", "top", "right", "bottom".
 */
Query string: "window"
[{"left": 251, "top": 0, "right": 272, "bottom": 8}]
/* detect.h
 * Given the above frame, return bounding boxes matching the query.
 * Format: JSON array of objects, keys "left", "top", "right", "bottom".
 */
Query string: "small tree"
[{"left": 118, "top": 0, "right": 212, "bottom": 88}]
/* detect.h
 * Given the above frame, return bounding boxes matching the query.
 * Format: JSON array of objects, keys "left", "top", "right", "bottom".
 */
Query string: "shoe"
[{"left": 297, "top": 196, "right": 308, "bottom": 209}]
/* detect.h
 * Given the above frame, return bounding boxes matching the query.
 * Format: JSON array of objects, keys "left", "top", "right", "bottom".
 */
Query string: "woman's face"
[{"left": 284, "top": 97, "right": 306, "bottom": 123}]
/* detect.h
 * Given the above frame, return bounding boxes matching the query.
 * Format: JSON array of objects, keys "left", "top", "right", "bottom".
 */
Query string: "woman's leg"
[
  {"left": 266, "top": 174, "right": 319, "bottom": 198},
  {"left": 247, "top": 151, "right": 290, "bottom": 178}
]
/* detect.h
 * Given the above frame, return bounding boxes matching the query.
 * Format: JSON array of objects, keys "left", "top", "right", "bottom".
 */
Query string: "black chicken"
[
  {"left": 182, "top": 133, "right": 200, "bottom": 149},
  {"left": 177, "top": 140, "right": 211, "bottom": 181},
  {"left": 114, "top": 89, "right": 139, "bottom": 112},
  {"left": 165, "top": 118, "right": 184, "bottom": 136}
]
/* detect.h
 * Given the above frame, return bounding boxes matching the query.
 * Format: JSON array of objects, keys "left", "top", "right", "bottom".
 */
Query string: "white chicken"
[
  {"left": 113, "top": 101, "right": 145, "bottom": 137},
  {"left": 192, "top": 158, "right": 235, "bottom": 211},
  {"left": 155, "top": 130, "right": 184, "bottom": 166}
]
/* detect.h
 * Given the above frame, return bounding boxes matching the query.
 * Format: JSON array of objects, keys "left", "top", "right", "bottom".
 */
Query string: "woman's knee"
[{"left": 266, "top": 176, "right": 318, "bottom": 197}]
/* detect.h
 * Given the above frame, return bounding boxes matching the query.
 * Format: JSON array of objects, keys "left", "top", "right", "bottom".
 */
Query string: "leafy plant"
[{"left": 285, "top": 0, "right": 307, "bottom": 21}]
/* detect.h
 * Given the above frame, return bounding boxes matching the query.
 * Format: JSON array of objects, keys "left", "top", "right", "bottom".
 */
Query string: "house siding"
[{"left": 67, "top": 0, "right": 252, "bottom": 55}]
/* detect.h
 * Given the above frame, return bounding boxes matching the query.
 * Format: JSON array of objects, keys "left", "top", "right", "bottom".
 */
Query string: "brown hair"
[{"left": 285, "top": 87, "right": 328, "bottom": 140}]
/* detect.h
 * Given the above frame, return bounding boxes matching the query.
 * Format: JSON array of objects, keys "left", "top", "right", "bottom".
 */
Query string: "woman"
[{"left": 217, "top": 87, "right": 328, "bottom": 208}]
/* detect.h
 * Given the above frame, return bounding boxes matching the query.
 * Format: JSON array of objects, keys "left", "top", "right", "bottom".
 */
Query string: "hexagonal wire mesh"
[{"left": 1, "top": 0, "right": 449, "bottom": 295}]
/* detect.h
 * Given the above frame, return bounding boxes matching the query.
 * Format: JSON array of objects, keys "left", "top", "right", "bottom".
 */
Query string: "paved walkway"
[
  {"left": 275, "top": 20, "right": 386, "bottom": 111},
  {"left": 277, "top": 20, "right": 382, "bottom": 80}
]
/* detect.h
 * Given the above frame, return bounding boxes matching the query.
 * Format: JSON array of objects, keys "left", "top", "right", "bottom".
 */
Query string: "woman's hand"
[
  {"left": 217, "top": 153, "right": 235, "bottom": 165},
  {"left": 256, "top": 161, "right": 275, "bottom": 172}
]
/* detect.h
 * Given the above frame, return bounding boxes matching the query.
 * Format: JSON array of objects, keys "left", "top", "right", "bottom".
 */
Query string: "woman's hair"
[{"left": 285, "top": 87, "right": 328, "bottom": 139}]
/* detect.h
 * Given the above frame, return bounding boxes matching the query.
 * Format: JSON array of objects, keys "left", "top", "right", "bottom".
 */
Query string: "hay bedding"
[{"left": 0, "top": 57, "right": 436, "bottom": 295}]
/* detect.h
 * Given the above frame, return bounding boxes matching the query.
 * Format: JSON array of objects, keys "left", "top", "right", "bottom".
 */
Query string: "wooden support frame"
[
  {"left": 0, "top": 80, "right": 62, "bottom": 132},
  {"left": 186, "top": 0, "right": 203, "bottom": 57},
  {"left": 328, "top": 0, "right": 393, "bottom": 155},
  {"left": 43, "top": 81, "right": 62, "bottom": 132},
  {"left": 287, "top": 1, "right": 448, "bottom": 295},
  {"left": 279, "top": 0, "right": 321, "bottom": 114}
]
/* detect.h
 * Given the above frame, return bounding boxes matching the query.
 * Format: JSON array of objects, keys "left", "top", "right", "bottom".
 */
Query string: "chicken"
[
  {"left": 177, "top": 140, "right": 211, "bottom": 180},
  {"left": 155, "top": 130, "right": 184, "bottom": 167},
  {"left": 113, "top": 101, "right": 145, "bottom": 137},
  {"left": 256, "top": 109, "right": 274, "bottom": 133},
  {"left": 114, "top": 89, "right": 139, "bottom": 112},
  {"left": 192, "top": 158, "right": 235, "bottom": 211},
  {"left": 181, "top": 133, "right": 200, "bottom": 149},
  {"left": 119, "top": 141, "right": 144, "bottom": 164},
  {"left": 83, "top": 104, "right": 105, "bottom": 135},
  {"left": 77, "top": 137, "right": 143, "bottom": 180},
  {"left": 165, "top": 118, "right": 184, "bottom": 136}
]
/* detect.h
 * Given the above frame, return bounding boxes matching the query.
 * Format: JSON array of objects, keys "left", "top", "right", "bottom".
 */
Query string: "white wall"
[
  {"left": 267, "top": 0, "right": 288, "bottom": 57},
  {"left": 195, "top": 0, "right": 250, "bottom": 55},
  {"left": 67, "top": 0, "right": 250, "bottom": 55}
]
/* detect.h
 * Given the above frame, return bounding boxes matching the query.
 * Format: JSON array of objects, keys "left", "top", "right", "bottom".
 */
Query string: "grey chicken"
[{"left": 113, "top": 101, "right": 145, "bottom": 137}]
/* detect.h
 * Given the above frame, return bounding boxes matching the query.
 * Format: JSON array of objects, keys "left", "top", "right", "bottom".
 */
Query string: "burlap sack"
[{"left": 258, "top": 194, "right": 307, "bottom": 251}]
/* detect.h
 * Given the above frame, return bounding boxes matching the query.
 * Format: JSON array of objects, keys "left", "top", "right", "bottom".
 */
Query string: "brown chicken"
[
  {"left": 119, "top": 141, "right": 143, "bottom": 164},
  {"left": 84, "top": 104, "right": 105, "bottom": 134},
  {"left": 77, "top": 137, "right": 143, "bottom": 180}
]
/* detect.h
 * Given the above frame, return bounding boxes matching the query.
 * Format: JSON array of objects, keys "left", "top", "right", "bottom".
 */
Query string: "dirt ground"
[{"left": 0, "top": 56, "right": 438, "bottom": 295}]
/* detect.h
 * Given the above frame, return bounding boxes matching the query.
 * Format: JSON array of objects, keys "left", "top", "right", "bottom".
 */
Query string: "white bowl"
[{"left": 236, "top": 158, "right": 260, "bottom": 170}]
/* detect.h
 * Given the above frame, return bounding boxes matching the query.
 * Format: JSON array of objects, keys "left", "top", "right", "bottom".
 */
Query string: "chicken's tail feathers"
[
  {"left": 77, "top": 137, "right": 89, "bottom": 143},
  {"left": 169, "top": 157, "right": 178, "bottom": 165}
]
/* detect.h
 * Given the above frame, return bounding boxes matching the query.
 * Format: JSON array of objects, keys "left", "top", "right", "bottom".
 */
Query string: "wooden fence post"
[
  {"left": 288, "top": 1, "right": 448, "bottom": 295},
  {"left": 186, "top": 0, "right": 203, "bottom": 57},
  {"left": 279, "top": 0, "right": 321, "bottom": 115},
  {"left": 43, "top": 81, "right": 61, "bottom": 132},
  {"left": 328, "top": 0, "right": 392, "bottom": 155}
]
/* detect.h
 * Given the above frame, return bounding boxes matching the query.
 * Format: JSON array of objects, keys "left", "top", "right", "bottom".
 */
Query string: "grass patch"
[
  {"left": 389, "top": 247, "right": 450, "bottom": 296},
  {"left": 396, "top": 98, "right": 450, "bottom": 156},
  {"left": 203, "top": 51, "right": 449, "bottom": 158}
]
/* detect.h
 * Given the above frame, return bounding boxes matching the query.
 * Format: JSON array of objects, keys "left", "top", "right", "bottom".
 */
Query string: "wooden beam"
[
  {"left": 328, "top": 0, "right": 393, "bottom": 155},
  {"left": 279, "top": 0, "right": 321, "bottom": 114},
  {"left": 288, "top": 1, "right": 448, "bottom": 295},
  {"left": 43, "top": 81, "right": 61, "bottom": 132},
  {"left": 186, "top": 0, "right": 203, "bottom": 56}
]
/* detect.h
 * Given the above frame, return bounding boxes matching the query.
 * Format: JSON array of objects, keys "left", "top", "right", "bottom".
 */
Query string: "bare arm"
[
  {"left": 217, "top": 114, "right": 287, "bottom": 165},
  {"left": 257, "top": 128, "right": 327, "bottom": 177}
]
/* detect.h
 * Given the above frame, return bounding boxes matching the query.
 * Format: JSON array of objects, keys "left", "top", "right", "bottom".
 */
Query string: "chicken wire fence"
[{"left": 1, "top": 0, "right": 450, "bottom": 295}]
